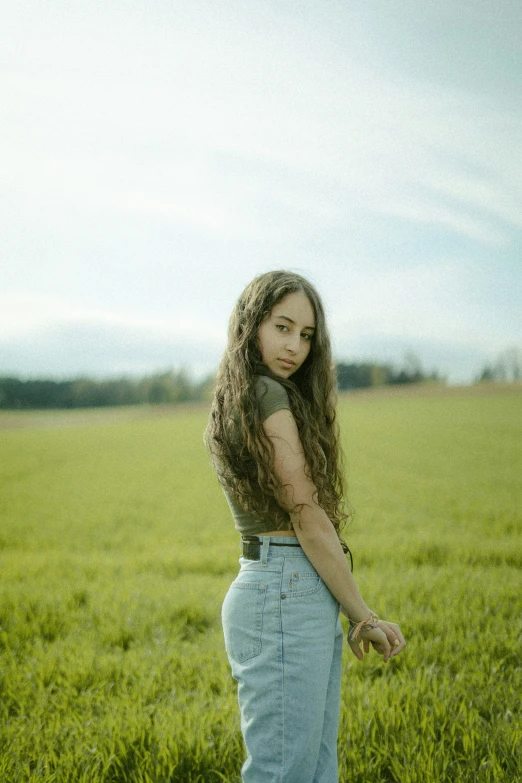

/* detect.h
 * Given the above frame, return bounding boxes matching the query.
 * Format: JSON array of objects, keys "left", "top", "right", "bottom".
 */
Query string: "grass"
[{"left": 0, "top": 385, "right": 521, "bottom": 782}]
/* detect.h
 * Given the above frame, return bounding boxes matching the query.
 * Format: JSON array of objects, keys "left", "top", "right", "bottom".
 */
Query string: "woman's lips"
[{"left": 278, "top": 358, "right": 295, "bottom": 368}]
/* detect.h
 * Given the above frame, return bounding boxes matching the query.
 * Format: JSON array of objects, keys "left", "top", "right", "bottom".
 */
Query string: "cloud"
[
  {"left": 0, "top": 293, "right": 224, "bottom": 378},
  {"left": 329, "top": 259, "right": 521, "bottom": 364},
  {"left": 1, "top": 1, "right": 521, "bottom": 387},
  {"left": 2, "top": 1, "right": 521, "bottom": 249},
  {"left": 1, "top": 283, "right": 518, "bottom": 384}
]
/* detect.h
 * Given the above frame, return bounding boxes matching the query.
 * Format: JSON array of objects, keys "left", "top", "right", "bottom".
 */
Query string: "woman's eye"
[
  {"left": 276, "top": 324, "right": 288, "bottom": 332},
  {"left": 302, "top": 333, "right": 312, "bottom": 341}
]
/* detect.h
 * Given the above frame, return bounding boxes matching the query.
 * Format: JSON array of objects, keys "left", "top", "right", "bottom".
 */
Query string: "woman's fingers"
[
  {"left": 378, "top": 632, "right": 391, "bottom": 663},
  {"left": 359, "top": 627, "right": 391, "bottom": 662},
  {"left": 379, "top": 621, "right": 406, "bottom": 657},
  {"left": 348, "top": 637, "right": 364, "bottom": 660},
  {"left": 348, "top": 621, "right": 406, "bottom": 662}
]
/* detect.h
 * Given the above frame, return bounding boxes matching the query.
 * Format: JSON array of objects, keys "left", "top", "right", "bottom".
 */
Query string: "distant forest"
[
  {"left": 0, "top": 351, "right": 518, "bottom": 409},
  {"left": 0, "top": 361, "right": 434, "bottom": 410}
]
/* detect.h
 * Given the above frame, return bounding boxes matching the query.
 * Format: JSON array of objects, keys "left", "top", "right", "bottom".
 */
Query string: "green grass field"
[{"left": 1, "top": 386, "right": 521, "bottom": 782}]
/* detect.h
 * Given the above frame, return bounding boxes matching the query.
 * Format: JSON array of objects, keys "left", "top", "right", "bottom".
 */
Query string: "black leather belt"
[
  {"left": 241, "top": 535, "right": 353, "bottom": 570},
  {"left": 241, "top": 535, "right": 300, "bottom": 560}
]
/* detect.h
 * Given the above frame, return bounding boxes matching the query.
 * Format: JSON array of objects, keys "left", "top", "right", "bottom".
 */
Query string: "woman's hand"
[{"left": 348, "top": 620, "right": 406, "bottom": 663}]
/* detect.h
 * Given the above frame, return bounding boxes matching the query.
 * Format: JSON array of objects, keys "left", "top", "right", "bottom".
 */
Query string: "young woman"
[{"left": 205, "top": 270, "right": 405, "bottom": 783}]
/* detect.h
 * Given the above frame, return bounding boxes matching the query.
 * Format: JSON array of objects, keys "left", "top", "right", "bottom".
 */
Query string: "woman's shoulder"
[
  {"left": 254, "top": 374, "right": 291, "bottom": 421},
  {"left": 254, "top": 373, "right": 286, "bottom": 393}
]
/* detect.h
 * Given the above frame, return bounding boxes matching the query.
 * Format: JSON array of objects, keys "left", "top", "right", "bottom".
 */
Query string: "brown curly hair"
[{"left": 204, "top": 270, "right": 349, "bottom": 534}]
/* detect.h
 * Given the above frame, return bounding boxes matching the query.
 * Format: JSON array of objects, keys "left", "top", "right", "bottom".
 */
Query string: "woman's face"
[{"left": 257, "top": 291, "right": 315, "bottom": 379}]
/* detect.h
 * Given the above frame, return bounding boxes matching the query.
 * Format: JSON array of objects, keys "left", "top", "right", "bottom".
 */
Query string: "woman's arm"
[{"left": 263, "top": 408, "right": 405, "bottom": 661}]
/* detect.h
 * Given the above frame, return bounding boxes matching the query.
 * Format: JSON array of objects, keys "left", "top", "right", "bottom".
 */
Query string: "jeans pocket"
[
  {"left": 222, "top": 579, "right": 267, "bottom": 663},
  {"left": 288, "top": 570, "right": 324, "bottom": 597}
]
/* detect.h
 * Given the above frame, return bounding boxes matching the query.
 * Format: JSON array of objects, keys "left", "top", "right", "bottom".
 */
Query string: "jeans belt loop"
[{"left": 260, "top": 536, "right": 270, "bottom": 565}]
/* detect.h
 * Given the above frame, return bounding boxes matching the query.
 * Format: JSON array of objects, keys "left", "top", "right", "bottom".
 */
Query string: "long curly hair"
[{"left": 204, "top": 270, "right": 349, "bottom": 534}]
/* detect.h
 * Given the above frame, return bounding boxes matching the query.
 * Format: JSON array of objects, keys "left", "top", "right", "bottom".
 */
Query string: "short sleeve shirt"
[{"left": 221, "top": 375, "right": 292, "bottom": 535}]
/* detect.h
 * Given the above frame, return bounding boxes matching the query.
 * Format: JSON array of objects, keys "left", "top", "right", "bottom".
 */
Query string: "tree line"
[
  {"left": 336, "top": 360, "right": 441, "bottom": 390},
  {"left": 475, "top": 347, "right": 521, "bottom": 383},
  {"left": 1, "top": 348, "right": 519, "bottom": 409},
  {"left": 0, "top": 358, "right": 443, "bottom": 410},
  {"left": 0, "top": 370, "right": 214, "bottom": 410}
]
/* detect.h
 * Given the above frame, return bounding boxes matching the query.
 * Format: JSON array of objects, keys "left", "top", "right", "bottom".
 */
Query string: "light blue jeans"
[{"left": 222, "top": 536, "right": 343, "bottom": 783}]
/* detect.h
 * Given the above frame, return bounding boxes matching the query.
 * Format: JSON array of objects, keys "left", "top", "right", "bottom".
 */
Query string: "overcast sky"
[{"left": 1, "top": 0, "right": 521, "bottom": 383}]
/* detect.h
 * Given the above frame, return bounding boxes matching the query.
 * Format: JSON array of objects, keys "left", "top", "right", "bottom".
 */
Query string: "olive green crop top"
[{"left": 221, "top": 375, "right": 293, "bottom": 535}]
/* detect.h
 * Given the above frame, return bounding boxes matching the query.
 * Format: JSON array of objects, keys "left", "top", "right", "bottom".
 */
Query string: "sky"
[{"left": 1, "top": 0, "right": 521, "bottom": 384}]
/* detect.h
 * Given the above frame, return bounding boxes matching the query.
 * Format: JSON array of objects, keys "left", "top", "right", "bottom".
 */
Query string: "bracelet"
[{"left": 348, "top": 611, "right": 379, "bottom": 641}]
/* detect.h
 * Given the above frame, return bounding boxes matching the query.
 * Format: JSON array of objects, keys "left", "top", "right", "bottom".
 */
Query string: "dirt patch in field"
[
  {"left": 0, "top": 401, "right": 209, "bottom": 430},
  {"left": 340, "top": 381, "right": 522, "bottom": 402}
]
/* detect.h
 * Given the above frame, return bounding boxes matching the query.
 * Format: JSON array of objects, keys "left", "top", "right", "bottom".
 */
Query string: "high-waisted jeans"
[{"left": 222, "top": 536, "right": 343, "bottom": 783}]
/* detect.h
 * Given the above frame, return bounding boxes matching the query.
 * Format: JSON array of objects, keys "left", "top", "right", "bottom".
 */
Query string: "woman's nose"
[{"left": 285, "top": 333, "right": 300, "bottom": 352}]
